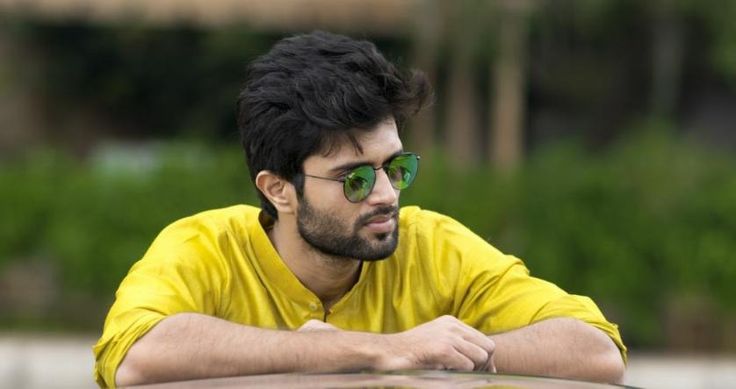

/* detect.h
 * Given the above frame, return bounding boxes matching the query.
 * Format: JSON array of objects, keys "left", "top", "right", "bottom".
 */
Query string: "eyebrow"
[{"left": 327, "top": 149, "right": 404, "bottom": 174}]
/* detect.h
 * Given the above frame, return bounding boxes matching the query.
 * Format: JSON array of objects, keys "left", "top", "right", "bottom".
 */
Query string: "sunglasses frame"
[{"left": 303, "top": 152, "right": 420, "bottom": 203}]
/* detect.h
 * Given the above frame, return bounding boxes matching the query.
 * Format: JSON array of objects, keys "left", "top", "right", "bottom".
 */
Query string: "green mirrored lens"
[
  {"left": 387, "top": 154, "right": 419, "bottom": 189},
  {"left": 344, "top": 165, "right": 375, "bottom": 202}
]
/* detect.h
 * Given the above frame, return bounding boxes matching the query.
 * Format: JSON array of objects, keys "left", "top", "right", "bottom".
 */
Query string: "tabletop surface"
[{"left": 133, "top": 370, "right": 637, "bottom": 389}]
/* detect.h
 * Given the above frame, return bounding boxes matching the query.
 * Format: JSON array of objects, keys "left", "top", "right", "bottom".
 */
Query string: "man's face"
[{"left": 297, "top": 119, "right": 403, "bottom": 261}]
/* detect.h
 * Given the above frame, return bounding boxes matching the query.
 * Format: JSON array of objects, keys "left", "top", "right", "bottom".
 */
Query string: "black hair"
[{"left": 237, "top": 31, "right": 431, "bottom": 218}]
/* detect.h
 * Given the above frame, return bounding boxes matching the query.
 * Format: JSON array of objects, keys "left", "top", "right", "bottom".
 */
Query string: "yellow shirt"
[{"left": 93, "top": 204, "right": 626, "bottom": 387}]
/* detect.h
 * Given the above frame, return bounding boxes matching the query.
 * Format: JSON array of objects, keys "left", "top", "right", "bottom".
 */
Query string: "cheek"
[
  {"left": 303, "top": 180, "right": 375, "bottom": 228},
  {"left": 306, "top": 181, "right": 345, "bottom": 207},
  {"left": 304, "top": 182, "right": 358, "bottom": 217},
  {"left": 324, "top": 192, "right": 364, "bottom": 226}
]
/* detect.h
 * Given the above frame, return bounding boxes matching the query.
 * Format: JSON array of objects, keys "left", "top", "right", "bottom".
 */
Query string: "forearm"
[
  {"left": 115, "top": 313, "right": 384, "bottom": 386},
  {"left": 489, "top": 318, "right": 624, "bottom": 383}
]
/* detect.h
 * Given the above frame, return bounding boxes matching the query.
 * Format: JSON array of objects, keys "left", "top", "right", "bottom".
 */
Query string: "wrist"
[
  {"left": 302, "top": 330, "right": 395, "bottom": 372},
  {"left": 369, "top": 332, "right": 408, "bottom": 371},
  {"left": 356, "top": 332, "right": 392, "bottom": 371}
]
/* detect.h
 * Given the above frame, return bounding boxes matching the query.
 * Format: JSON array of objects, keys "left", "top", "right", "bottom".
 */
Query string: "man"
[{"left": 94, "top": 31, "right": 626, "bottom": 387}]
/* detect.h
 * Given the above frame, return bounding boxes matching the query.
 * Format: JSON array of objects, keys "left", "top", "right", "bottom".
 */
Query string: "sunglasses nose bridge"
[{"left": 364, "top": 165, "right": 398, "bottom": 204}]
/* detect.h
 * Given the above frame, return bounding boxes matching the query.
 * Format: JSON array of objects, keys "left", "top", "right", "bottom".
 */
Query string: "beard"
[{"left": 296, "top": 198, "right": 399, "bottom": 261}]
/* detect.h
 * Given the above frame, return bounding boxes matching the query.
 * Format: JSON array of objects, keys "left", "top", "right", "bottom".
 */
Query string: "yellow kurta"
[{"left": 93, "top": 205, "right": 626, "bottom": 387}]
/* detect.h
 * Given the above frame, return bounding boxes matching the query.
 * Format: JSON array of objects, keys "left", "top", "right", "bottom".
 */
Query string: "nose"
[{"left": 365, "top": 168, "right": 399, "bottom": 206}]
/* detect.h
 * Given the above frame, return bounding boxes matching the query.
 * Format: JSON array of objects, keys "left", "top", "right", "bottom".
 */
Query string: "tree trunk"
[
  {"left": 489, "top": 0, "right": 530, "bottom": 172},
  {"left": 650, "top": 0, "right": 684, "bottom": 118},
  {"left": 409, "top": 0, "right": 441, "bottom": 156},
  {"left": 446, "top": 0, "right": 480, "bottom": 167}
]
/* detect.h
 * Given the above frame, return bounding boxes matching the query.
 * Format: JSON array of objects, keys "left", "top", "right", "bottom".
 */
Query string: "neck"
[{"left": 267, "top": 215, "right": 362, "bottom": 309}]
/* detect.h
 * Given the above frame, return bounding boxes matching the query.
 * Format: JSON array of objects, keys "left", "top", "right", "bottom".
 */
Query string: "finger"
[
  {"left": 435, "top": 317, "right": 495, "bottom": 362},
  {"left": 441, "top": 347, "right": 477, "bottom": 371},
  {"left": 454, "top": 325, "right": 496, "bottom": 355},
  {"left": 452, "top": 339, "right": 491, "bottom": 371},
  {"left": 420, "top": 340, "right": 476, "bottom": 371},
  {"left": 489, "top": 354, "right": 497, "bottom": 373},
  {"left": 483, "top": 352, "right": 497, "bottom": 373}
]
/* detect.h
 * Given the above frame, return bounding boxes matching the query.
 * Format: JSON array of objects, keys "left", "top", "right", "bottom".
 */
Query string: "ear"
[{"left": 255, "top": 170, "right": 297, "bottom": 215}]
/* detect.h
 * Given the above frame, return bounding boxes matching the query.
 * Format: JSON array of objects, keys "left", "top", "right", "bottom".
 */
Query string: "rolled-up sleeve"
[
  {"left": 456, "top": 253, "right": 627, "bottom": 362},
  {"left": 93, "top": 219, "right": 229, "bottom": 387}
]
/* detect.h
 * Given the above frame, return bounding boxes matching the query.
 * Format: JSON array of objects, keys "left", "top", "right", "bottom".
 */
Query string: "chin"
[{"left": 362, "top": 235, "right": 398, "bottom": 261}]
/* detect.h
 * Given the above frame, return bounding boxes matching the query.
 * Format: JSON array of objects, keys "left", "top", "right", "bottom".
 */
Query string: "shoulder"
[
  {"left": 157, "top": 204, "right": 261, "bottom": 240},
  {"left": 169, "top": 204, "right": 261, "bottom": 230},
  {"left": 141, "top": 204, "right": 262, "bottom": 264},
  {"left": 396, "top": 205, "right": 509, "bottom": 270},
  {"left": 123, "top": 205, "right": 265, "bottom": 301},
  {"left": 390, "top": 207, "right": 514, "bottom": 307},
  {"left": 398, "top": 206, "right": 489, "bottom": 245},
  {"left": 398, "top": 205, "right": 457, "bottom": 229}
]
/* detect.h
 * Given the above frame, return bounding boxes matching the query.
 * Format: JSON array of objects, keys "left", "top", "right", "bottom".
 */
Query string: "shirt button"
[{"left": 308, "top": 302, "right": 319, "bottom": 311}]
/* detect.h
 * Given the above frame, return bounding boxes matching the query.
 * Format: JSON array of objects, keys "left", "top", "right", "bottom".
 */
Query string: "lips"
[
  {"left": 362, "top": 211, "right": 398, "bottom": 234},
  {"left": 366, "top": 214, "right": 393, "bottom": 224}
]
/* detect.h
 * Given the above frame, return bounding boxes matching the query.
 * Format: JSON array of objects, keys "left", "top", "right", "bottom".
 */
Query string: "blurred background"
[{"left": 1, "top": 0, "right": 735, "bottom": 387}]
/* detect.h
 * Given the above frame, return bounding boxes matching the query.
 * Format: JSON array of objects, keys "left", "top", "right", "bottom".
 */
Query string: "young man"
[{"left": 94, "top": 31, "right": 626, "bottom": 387}]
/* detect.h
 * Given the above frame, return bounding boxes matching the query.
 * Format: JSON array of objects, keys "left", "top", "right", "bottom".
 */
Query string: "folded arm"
[
  {"left": 490, "top": 317, "right": 625, "bottom": 383},
  {"left": 115, "top": 313, "right": 496, "bottom": 386}
]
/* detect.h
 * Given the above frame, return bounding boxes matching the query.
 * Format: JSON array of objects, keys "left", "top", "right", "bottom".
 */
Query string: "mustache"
[{"left": 356, "top": 206, "right": 399, "bottom": 225}]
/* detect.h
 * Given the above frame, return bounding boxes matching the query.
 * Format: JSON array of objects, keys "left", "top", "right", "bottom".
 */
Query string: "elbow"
[
  {"left": 590, "top": 346, "right": 626, "bottom": 384},
  {"left": 602, "top": 353, "right": 626, "bottom": 384},
  {"left": 115, "top": 362, "right": 142, "bottom": 387},
  {"left": 582, "top": 323, "right": 626, "bottom": 384},
  {"left": 115, "top": 344, "right": 151, "bottom": 387},
  {"left": 553, "top": 346, "right": 624, "bottom": 384}
]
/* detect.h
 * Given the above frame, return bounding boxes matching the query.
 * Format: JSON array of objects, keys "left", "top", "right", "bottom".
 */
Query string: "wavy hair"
[{"left": 237, "top": 31, "right": 431, "bottom": 218}]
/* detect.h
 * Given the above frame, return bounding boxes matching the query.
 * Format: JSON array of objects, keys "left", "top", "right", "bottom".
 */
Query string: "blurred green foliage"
[
  {"left": 2, "top": 0, "right": 735, "bottom": 353},
  {"left": 408, "top": 125, "right": 736, "bottom": 349},
  {"left": 2, "top": 127, "right": 736, "bottom": 348},
  {"left": 0, "top": 144, "right": 258, "bottom": 329}
]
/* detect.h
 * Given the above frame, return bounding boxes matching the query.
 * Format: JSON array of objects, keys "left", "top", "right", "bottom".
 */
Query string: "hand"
[
  {"left": 298, "top": 319, "right": 340, "bottom": 332},
  {"left": 379, "top": 315, "right": 496, "bottom": 372}
]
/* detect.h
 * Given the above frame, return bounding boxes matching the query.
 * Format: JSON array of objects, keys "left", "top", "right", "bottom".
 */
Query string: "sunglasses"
[{"left": 304, "top": 152, "right": 420, "bottom": 203}]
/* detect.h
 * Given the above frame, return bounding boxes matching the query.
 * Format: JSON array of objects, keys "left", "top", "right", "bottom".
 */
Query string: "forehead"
[{"left": 306, "top": 119, "right": 403, "bottom": 168}]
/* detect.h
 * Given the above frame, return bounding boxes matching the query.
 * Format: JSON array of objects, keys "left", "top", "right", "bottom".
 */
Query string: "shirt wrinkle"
[{"left": 93, "top": 204, "right": 626, "bottom": 387}]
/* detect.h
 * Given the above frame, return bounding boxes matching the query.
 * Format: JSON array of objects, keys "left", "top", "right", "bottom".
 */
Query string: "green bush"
[
  {"left": 0, "top": 144, "right": 257, "bottom": 329},
  {"left": 403, "top": 130, "right": 736, "bottom": 349},
  {"left": 2, "top": 133, "right": 735, "bottom": 348}
]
